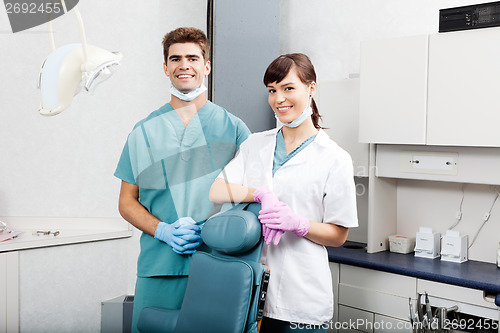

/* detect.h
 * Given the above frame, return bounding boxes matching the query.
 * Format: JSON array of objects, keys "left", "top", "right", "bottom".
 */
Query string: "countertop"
[
  {"left": 327, "top": 242, "right": 500, "bottom": 307},
  {"left": 0, "top": 216, "right": 132, "bottom": 252}
]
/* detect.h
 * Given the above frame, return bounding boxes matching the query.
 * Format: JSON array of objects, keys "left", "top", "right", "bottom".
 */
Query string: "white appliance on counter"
[{"left": 414, "top": 227, "right": 440, "bottom": 259}]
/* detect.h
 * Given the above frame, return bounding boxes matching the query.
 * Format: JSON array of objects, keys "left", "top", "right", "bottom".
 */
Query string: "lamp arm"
[
  {"left": 48, "top": 20, "right": 55, "bottom": 51},
  {"left": 46, "top": 0, "right": 89, "bottom": 67},
  {"left": 71, "top": 3, "right": 89, "bottom": 68}
]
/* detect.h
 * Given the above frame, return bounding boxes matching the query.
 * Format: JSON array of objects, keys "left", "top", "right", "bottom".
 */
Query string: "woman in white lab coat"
[{"left": 209, "top": 53, "right": 358, "bottom": 333}]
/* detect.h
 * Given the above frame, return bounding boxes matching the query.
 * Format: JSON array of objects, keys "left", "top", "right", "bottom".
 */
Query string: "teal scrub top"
[
  {"left": 272, "top": 128, "right": 317, "bottom": 176},
  {"left": 115, "top": 101, "right": 250, "bottom": 277}
]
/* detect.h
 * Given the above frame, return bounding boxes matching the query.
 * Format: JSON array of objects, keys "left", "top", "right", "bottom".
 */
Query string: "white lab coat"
[{"left": 217, "top": 127, "right": 358, "bottom": 325}]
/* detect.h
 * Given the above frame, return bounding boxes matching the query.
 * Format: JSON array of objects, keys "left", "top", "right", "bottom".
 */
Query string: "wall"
[
  {"left": 280, "top": 0, "right": 478, "bottom": 81},
  {"left": 0, "top": 0, "right": 208, "bottom": 218},
  {"left": 398, "top": 181, "right": 500, "bottom": 263},
  {"left": 0, "top": 0, "right": 207, "bottom": 331}
]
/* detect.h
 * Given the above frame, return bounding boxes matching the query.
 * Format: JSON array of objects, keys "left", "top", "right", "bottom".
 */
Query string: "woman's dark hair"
[{"left": 263, "top": 53, "right": 323, "bottom": 129}]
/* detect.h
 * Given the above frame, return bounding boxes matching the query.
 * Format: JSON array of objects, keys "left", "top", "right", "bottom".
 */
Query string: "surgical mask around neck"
[
  {"left": 170, "top": 84, "right": 207, "bottom": 102},
  {"left": 279, "top": 106, "right": 313, "bottom": 128}
]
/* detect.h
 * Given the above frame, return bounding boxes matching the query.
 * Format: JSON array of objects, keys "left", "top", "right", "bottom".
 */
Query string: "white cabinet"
[
  {"left": 0, "top": 223, "right": 134, "bottom": 333},
  {"left": 338, "top": 305, "right": 373, "bottom": 332},
  {"left": 0, "top": 252, "right": 19, "bottom": 333},
  {"left": 335, "top": 265, "right": 415, "bottom": 332},
  {"left": 359, "top": 35, "right": 428, "bottom": 145},
  {"left": 427, "top": 28, "right": 500, "bottom": 146},
  {"left": 332, "top": 264, "right": 499, "bottom": 333},
  {"left": 417, "top": 279, "right": 499, "bottom": 321},
  {"left": 359, "top": 27, "right": 500, "bottom": 147},
  {"left": 338, "top": 265, "right": 416, "bottom": 320}
]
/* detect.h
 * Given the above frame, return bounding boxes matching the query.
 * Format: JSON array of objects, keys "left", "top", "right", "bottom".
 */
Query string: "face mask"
[
  {"left": 170, "top": 84, "right": 207, "bottom": 101},
  {"left": 279, "top": 106, "right": 313, "bottom": 128},
  {"left": 279, "top": 85, "right": 313, "bottom": 128}
]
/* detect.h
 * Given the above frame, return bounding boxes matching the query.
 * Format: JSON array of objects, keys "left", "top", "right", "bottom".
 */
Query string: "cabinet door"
[
  {"left": 427, "top": 27, "right": 500, "bottom": 146},
  {"left": 338, "top": 265, "right": 416, "bottom": 321},
  {"left": 373, "top": 314, "right": 413, "bottom": 333},
  {"left": 0, "top": 252, "right": 19, "bottom": 333},
  {"left": 359, "top": 35, "right": 428, "bottom": 144},
  {"left": 337, "top": 305, "right": 374, "bottom": 333}
]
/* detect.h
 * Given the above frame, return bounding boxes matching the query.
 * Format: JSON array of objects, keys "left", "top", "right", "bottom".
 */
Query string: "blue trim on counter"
[{"left": 327, "top": 243, "right": 500, "bottom": 298}]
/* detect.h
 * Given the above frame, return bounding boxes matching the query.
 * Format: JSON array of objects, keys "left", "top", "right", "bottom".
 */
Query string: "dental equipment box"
[
  {"left": 389, "top": 235, "right": 415, "bottom": 254},
  {"left": 440, "top": 230, "right": 468, "bottom": 263},
  {"left": 414, "top": 227, "right": 441, "bottom": 259}
]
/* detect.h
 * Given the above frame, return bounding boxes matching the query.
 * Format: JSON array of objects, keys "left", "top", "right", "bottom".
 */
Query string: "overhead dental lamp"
[{"left": 38, "top": 0, "right": 122, "bottom": 116}]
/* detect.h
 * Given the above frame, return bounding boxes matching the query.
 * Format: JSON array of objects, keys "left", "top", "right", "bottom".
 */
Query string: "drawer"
[
  {"left": 373, "top": 314, "right": 413, "bottom": 333},
  {"left": 338, "top": 305, "right": 374, "bottom": 333},
  {"left": 338, "top": 284, "right": 413, "bottom": 321},
  {"left": 418, "top": 279, "right": 498, "bottom": 310},
  {"left": 340, "top": 265, "right": 416, "bottom": 298}
]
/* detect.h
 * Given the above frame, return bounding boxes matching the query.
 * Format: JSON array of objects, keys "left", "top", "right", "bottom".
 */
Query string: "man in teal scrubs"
[{"left": 114, "top": 27, "right": 250, "bottom": 332}]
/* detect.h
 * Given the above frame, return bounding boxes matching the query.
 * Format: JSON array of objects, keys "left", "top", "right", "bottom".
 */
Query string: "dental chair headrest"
[{"left": 202, "top": 209, "right": 261, "bottom": 255}]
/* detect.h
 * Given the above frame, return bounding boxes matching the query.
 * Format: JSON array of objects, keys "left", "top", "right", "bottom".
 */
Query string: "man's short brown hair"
[{"left": 162, "top": 27, "right": 210, "bottom": 63}]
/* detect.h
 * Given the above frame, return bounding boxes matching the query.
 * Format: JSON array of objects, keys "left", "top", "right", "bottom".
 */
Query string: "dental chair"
[{"left": 137, "top": 203, "right": 270, "bottom": 333}]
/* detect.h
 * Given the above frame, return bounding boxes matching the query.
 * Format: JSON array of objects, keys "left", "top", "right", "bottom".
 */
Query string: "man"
[{"left": 114, "top": 27, "right": 250, "bottom": 332}]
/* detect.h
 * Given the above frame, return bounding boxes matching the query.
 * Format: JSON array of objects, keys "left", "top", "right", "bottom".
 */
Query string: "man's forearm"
[{"left": 119, "top": 194, "right": 160, "bottom": 237}]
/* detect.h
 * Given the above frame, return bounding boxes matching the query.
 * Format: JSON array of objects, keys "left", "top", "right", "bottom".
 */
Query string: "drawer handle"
[{"left": 482, "top": 291, "right": 496, "bottom": 304}]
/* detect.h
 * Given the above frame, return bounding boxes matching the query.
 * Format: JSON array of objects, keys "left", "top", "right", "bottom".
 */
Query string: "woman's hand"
[
  {"left": 258, "top": 202, "right": 310, "bottom": 237},
  {"left": 258, "top": 200, "right": 350, "bottom": 247},
  {"left": 253, "top": 186, "right": 284, "bottom": 245}
]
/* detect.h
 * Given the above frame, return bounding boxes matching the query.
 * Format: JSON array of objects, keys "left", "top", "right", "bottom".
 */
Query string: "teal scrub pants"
[
  {"left": 131, "top": 275, "right": 188, "bottom": 333},
  {"left": 260, "top": 317, "right": 328, "bottom": 333}
]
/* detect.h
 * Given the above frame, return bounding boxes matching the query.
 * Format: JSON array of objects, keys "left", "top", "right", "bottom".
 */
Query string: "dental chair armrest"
[{"left": 137, "top": 307, "right": 179, "bottom": 333}]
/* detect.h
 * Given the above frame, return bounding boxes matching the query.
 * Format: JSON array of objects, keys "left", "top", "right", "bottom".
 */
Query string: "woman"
[{"left": 209, "top": 53, "right": 358, "bottom": 332}]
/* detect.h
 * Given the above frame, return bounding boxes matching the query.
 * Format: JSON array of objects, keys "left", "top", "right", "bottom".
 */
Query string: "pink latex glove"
[
  {"left": 253, "top": 186, "right": 284, "bottom": 245},
  {"left": 253, "top": 186, "right": 279, "bottom": 209},
  {"left": 262, "top": 226, "right": 284, "bottom": 246},
  {"left": 259, "top": 202, "right": 310, "bottom": 237}
]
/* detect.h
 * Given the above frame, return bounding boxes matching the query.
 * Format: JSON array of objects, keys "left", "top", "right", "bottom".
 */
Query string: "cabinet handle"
[{"left": 482, "top": 291, "right": 495, "bottom": 304}]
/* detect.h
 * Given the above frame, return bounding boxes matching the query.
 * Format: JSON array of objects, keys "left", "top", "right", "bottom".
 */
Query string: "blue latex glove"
[{"left": 154, "top": 217, "right": 202, "bottom": 254}]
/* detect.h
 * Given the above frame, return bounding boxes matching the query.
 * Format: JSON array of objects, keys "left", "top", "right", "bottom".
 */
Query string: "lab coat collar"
[
  {"left": 313, "top": 129, "right": 331, "bottom": 148},
  {"left": 259, "top": 127, "right": 330, "bottom": 160},
  {"left": 262, "top": 127, "right": 281, "bottom": 136},
  {"left": 258, "top": 128, "right": 280, "bottom": 186},
  {"left": 259, "top": 128, "right": 281, "bottom": 160},
  {"left": 287, "top": 130, "right": 331, "bottom": 167},
  {"left": 265, "top": 127, "right": 330, "bottom": 147},
  {"left": 267, "top": 127, "right": 326, "bottom": 170}
]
